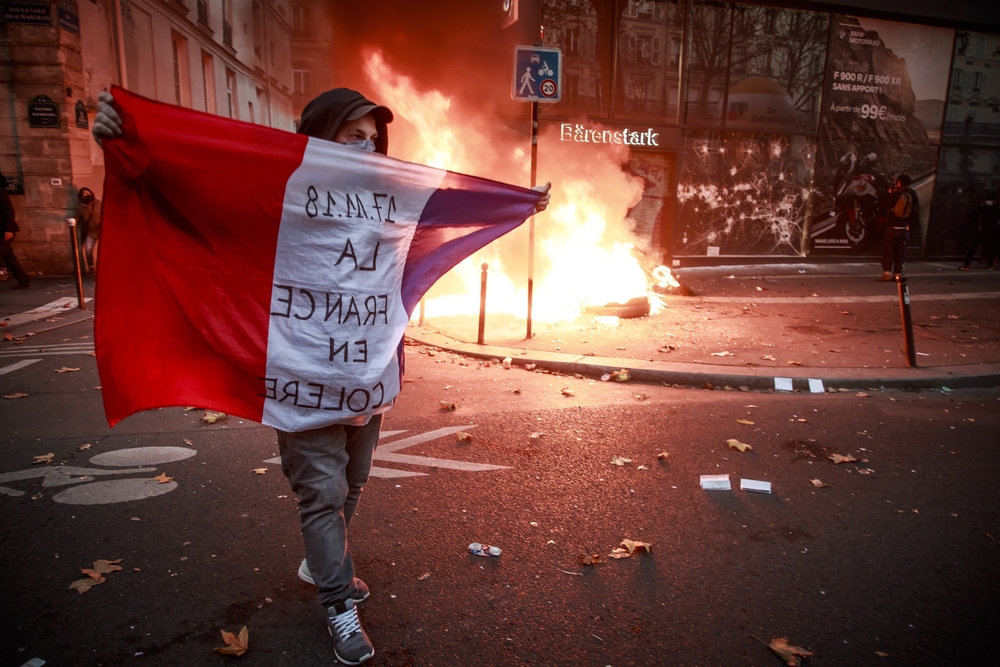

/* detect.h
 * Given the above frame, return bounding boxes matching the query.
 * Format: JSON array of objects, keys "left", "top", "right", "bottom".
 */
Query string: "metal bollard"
[
  {"left": 418, "top": 297, "right": 426, "bottom": 327},
  {"left": 66, "top": 218, "right": 87, "bottom": 310},
  {"left": 478, "top": 263, "right": 488, "bottom": 345},
  {"left": 897, "top": 274, "right": 916, "bottom": 367}
]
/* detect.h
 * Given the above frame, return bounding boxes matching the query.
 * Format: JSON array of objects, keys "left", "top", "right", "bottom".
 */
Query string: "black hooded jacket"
[{"left": 296, "top": 88, "right": 393, "bottom": 155}]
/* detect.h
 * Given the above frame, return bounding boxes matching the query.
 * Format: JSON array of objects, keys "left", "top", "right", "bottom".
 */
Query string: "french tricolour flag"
[{"left": 97, "top": 87, "right": 539, "bottom": 432}]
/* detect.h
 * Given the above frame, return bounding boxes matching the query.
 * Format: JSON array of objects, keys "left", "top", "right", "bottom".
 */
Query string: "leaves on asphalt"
[
  {"left": 33, "top": 453, "right": 54, "bottom": 464},
  {"left": 727, "top": 439, "right": 752, "bottom": 453},
  {"left": 760, "top": 355, "right": 776, "bottom": 361},
  {"left": 70, "top": 558, "right": 123, "bottom": 594},
  {"left": 711, "top": 351, "right": 734, "bottom": 357},
  {"left": 252, "top": 468, "right": 267, "bottom": 475},
  {"left": 619, "top": 539, "right": 651, "bottom": 555},
  {"left": 809, "top": 479, "right": 828, "bottom": 488},
  {"left": 528, "top": 432, "right": 543, "bottom": 439},
  {"left": 69, "top": 575, "right": 104, "bottom": 594},
  {"left": 578, "top": 553, "right": 605, "bottom": 566},
  {"left": 875, "top": 650, "right": 889, "bottom": 658},
  {"left": 456, "top": 432, "right": 473, "bottom": 442},
  {"left": 561, "top": 387, "right": 575, "bottom": 397},
  {"left": 787, "top": 360, "right": 803, "bottom": 366},
  {"left": 55, "top": 367, "right": 80, "bottom": 373},
  {"left": 855, "top": 392, "right": 870, "bottom": 398},
  {"left": 183, "top": 438, "right": 194, "bottom": 446},
  {"left": 656, "top": 452, "right": 669, "bottom": 460},
  {"left": 417, "top": 572, "right": 431, "bottom": 581},
  {"left": 438, "top": 401, "right": 456, "bottom": 411},
  {"left": 737, "top": 419, "right": 755, "bottom": 425},
  {"left": 828, "top": 454, "right": 857, "bottom": 464},
  {"left": 637, "top": 464, "right": 649, "bottom": 470},
  {"left": 4, "top": 392, "right": 28, "bottom": 399},
  {"left": 200, "top": 411, "right": 226, "bottom": 424},
  {"left": 610, "top": 456, "right": 632, "bottom": 466},
  {"left": 766, "top": 637, "right": 813, "bottom": 666},
  {"left": 78, "top": 443, "right": 91, "bottom": 450},
  {"left": 215, "top": 626, "right": 249, "bottom": 656},
  {"left": 153, "top": 472, "right": 174, "bottom": 484}
]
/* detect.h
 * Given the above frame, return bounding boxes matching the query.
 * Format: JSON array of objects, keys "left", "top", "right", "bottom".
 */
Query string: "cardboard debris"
[
  {"left": 700, "top": 474, "right": 731, "bottom": 491},
  {"left": 740, "top": 478, "right": 772, "bottom": 494}
]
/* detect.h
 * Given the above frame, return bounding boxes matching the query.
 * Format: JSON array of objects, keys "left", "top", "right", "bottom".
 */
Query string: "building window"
[
  {"left": 291, "top": 4, "right": 311, "bottom": 35},
  {"left": 972, "top": 71, "right": 982, "bottom": 92},
  {"left": 952, "top": 69, "right": 963, "bottom": 90},
  {"left": 253, "top": 1, "right": 263, "bottom": 56},
  {"left": 256, "top": 87, "right": 269, "bottom": 126},
  {"left": 293, "top": 68, "right": 312, "bottom": 96},
  {"left": 171, "top": 32, "right": 191, "bottom": 107},
  {"left": 201, "top": 52, "right": 216, "bottom": 114},
  {"left": 197, "top": 0, "right": 208, "bottom": 26},
  {"left": 248, "top": 101, "right": 255, "bottom": 124},
  {"left": 225, "top": 68, "right": 236, "bottom": 118},
  {"left": 223, "top": 0, "right": 233, "bottom": 46}
]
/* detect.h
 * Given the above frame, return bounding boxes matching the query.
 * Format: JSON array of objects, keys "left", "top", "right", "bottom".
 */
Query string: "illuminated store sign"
[{"left": 559, "top": 123, "right": 659, "bottom": 147}]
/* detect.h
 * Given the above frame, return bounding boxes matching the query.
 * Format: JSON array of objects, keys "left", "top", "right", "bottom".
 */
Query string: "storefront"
[{"left": 534, "top": 0, "right": 1000, "bottom": 263}]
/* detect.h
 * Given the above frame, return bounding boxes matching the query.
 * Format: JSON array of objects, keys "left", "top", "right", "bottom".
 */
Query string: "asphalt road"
[{"left": 2, "top": 318, "right": 999, "bottom": 666}]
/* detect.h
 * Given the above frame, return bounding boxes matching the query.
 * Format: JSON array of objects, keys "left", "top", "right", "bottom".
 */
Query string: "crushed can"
[{"left": 468, "top": 542, "right": 502, "bottom": 557}]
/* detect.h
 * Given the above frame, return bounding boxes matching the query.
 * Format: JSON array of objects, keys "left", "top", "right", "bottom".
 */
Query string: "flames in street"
[{"left": 364, "top": 51, "right": 678, "bottom": 323}]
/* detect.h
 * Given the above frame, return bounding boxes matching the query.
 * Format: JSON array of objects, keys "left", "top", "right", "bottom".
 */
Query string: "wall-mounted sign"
[
  {"left": 28, "top": 95, "right": 60, "bottom": 128},
  {"left": 58, "top": 1, "right": 80, "bottom": 35},
  {"left": 548, "top": 122, "right": 680, "bottom": 152},
  {"left": 74, "top": 99, "right": 88, "bottom": 129},
  {"left": 3, "top": 2, "right": 52, "bottom": 24}
]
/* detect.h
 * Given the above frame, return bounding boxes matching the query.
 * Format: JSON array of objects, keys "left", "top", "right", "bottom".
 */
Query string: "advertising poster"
[
  {"left": 674, "top": 131, "right": 816, "bottom": 257},
  {"left": 810, "top": 15, "right": 954, "bottom": 253}
]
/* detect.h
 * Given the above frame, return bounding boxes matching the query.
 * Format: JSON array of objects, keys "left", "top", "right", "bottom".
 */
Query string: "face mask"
[{"left": 344, "top": 139, "right": 376, "bottom": 153}]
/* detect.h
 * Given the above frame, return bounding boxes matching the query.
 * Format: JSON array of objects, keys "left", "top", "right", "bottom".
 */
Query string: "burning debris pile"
[{"left": 363, "top": 50, "right": 684, "bottom": 323}]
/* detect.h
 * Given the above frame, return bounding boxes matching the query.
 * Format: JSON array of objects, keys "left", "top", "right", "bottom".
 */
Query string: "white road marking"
[
  {"left": 1, "top": 297, "right": 92, "bottom": 327},
  {"left": 53, "top": 478, "right": 177, "bottom": 505},
  {"left": 369, "top": 467, "right": 428, "bottom": 479},
  {"left": 0, "top": 359, "right": 40, "bottom": 375},
  {"left": 377, "top": 426, "right": 477, "bottom": 454},
  {"left": 89, "top": 447, "right": 197, "bottom": 467},
  {"left": 260, "top": 430, "right": 412, "bottom": 465},
  {"left": 0, "top": 465, "right": 157, "bottom": 497},
  {"left": 373, "top": 452, "right": 507, "bottom": 472},
  {"left": 0, "top": 342, "right": 95, "bottom": 359},
  {"left": 663, "top": 291, "right": 1000, "bottom": 305}
]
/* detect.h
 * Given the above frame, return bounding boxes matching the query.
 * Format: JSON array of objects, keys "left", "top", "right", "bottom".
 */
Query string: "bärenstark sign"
[{"left": 559, "top": 123, "right": 659, "bottom": 147}]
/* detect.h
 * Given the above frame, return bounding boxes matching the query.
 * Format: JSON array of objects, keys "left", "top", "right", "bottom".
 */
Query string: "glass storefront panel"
[
  {"left": 541, "top": 0, "right": 616, "bottom": 117},
  {"left": 614, "top": 0, "right": 684, "bottom": 123},
  {"left": 725, "top": 6, "right": 828, "bottom": 133},
  {"left": 674, "top": 131, "right": 816, "bottom": 256},
  {"left": 683, "top": 0, "right": 731, "bottom": 126}
]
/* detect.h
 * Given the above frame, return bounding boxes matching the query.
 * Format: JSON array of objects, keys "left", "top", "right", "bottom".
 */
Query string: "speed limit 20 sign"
[{"left": 512, "top": 46, "right": 563, "bottom": 103}]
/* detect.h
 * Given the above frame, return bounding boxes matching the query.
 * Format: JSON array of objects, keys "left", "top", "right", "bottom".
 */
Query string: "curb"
[
  {"left": 3, "top": 309, "right": 95, "bottom": 337},
  {"left": 405, "top": 327, "right": 1000, "bottom": 391}
]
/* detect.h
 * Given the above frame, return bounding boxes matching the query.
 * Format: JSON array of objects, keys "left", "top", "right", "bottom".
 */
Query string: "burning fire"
[{"left": 364, "top": 50, "right": 679, "bottom": 323}]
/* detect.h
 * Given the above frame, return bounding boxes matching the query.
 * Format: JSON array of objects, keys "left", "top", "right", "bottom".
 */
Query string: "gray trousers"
[{"left": 277, "top": 414, "right": 382, "bottom": 608}]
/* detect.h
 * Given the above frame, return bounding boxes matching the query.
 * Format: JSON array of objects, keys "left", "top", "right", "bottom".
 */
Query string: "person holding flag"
[{"left": 93, "top": 87, "right": 549, "bottom": 665}]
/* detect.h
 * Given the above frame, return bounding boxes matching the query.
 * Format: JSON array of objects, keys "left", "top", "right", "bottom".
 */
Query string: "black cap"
[{"left": 297, "top": 88, "right": 393, "bottom": 155}]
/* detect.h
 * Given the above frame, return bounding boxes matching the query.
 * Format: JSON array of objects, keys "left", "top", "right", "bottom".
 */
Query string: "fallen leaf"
[
  {"left": 711, "top": 351, "right": 734, "bottom": 357},
  {"left": 78, "top": 443, "right": 92, "bottom": 450},
  {"left": 760, "top": 355, "right": 776, "bottom": 361},
  {"left": 620, "top": 539, "right": 651, "bottom": 555},
  {"left": 787, "top": 360, "right": 802, "bottom": 366},
  {"left": 637, "top": 464, "right": 649, "bottom": 470},
  {"left": 55, "top": 367, "right": 81, "bottom": 373},
  {"left": 828, "top": 454, "right": 857, "bottom": 464},
  {"left": 3, "top": 332, "right": 11, "bottom": 341},
  {"left": 200, "top": 411, "right": 226, "bottom": 424},
  {"left": 578, "top": 553, "right": 604, "bottom": 566},
  {"left": 610, "top": 456, "right": 632, "bottom": 466},
  {"left": 656, "top": 452, "right": 669, "bottom": 460},
  {"left": 4, "top": 392, "right": 28, "bottom": 399},
  {"left": 252, "top": 468, "right": 267, "bottom": 475},
  {"left": 738, "top": 386, "right": 749, "bottom": 392},
  {"left": 183, "top": 438, "right": 194, "bottom": 446},
  {"left": 417, "top": 572, "right": 431, "bottom": 580},
  {"left": 875, "top": 650, "right": 889, "bottom": 658},
  {"left": 512, "top": 388, "right": 522, "bottom": 394},
  {"left": 69, "top": 576, "right": 105, "bottom": 594},
  {"left": 633, "top": 393, "right": 649, "bottom": 400},
  {"left": 215, "top": 626, "right": 249, "bottom": 656},
  {"left": 81, "top": 559, "right": 123, "bottom": 579},
  {"left": 438, "top": 401, "right": 456, "bottom": 411},
  {"left": 809, "top": 479, "right": 828, "bottom": 488},
  {"left": 525, "top": 363, "right": 537, "bottom": 371},
  {"left": 561, "top": 388, "right": 575, "bottom": 397},
  {"left": 153, "top": 472, "right": 174, "bottom": 483},
  {"left": 528, "top": 431, "right": 543, "bottom": 439},
  {"left": 184, "top": 406, "right": 198, "bottom": 411},
  {"left": 839, "top": 310, "right": 850, "bottom": 315},
  {"left": 727, "top": 439, "right": 752, "bottom": 453},
  {"left": 33, "top": 453, "right": 54, "bottom": 464},
  {"left": 767, "top": 637, "right": 813, "bottom": 666},
  {"left": 609, "top": 547, "right": 631, "bottom": 559},
  {"left": 456, "top": 431, "right": 473, "bottom": 442},
  {"left": 737, "top": 419, "right": 755, "bottom": 426},
  {"left": 855, "top": 392, "right": 870, "bottom": 398}
]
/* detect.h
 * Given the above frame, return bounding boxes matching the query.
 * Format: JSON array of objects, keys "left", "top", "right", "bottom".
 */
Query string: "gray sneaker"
[
  {"left": 326, "top": 599, "right": 374, "bottom": 665},
  {"left": 298, "top": 559, "right": 370, "bottom": 603}
]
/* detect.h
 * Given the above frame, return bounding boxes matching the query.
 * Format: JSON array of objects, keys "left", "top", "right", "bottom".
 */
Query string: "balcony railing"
[{"left": 223, "top": 20, "right": 232, "bottom": 47}]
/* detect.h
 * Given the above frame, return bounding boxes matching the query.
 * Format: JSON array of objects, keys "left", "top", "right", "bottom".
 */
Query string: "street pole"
[
  {"left": 897, "top": 274, "right": 917, "bottom": 367},
  {"left": 526, "top": 99, "right": 538, "bottom": 340},
  {"left": 478, "top": 263, "right": 489, "bottom": 345},
  {"left": 66, "top": 218, "right": 87, "bottom": 310}
]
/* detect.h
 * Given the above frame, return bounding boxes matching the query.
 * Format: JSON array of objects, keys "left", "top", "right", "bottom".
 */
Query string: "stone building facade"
[{"left": 1, "top": 0, "right": 294, "bottom": 275}]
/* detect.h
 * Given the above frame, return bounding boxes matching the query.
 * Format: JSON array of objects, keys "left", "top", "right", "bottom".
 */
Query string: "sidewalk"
[
  {"left": 1, "top": 276, "right": 95, "bottom": 337},
  {"left": 405, "top": 261, "right": 1000, "bottom": 391}
]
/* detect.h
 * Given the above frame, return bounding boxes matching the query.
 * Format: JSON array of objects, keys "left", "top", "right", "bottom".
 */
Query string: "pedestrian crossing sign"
[{"left": 513, "top": 46, "right": 562, "bottom": 103}]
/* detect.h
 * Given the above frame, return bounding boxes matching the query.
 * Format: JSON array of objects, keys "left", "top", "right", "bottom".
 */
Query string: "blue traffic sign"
[{"left": 512, "top": 46, "right": 562, "bottom": 103}]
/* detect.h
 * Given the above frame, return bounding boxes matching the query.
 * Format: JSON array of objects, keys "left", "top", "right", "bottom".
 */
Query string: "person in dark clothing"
[
  {"left": 93, "top": 87, "right": 550, "bottom": 665},
  {"left": 959, "top": 195, "right": 999, "bottom": 270},
  {"left": 75, "top": 188, "right": 102, "bottom": 274},
  {"left": 1, "top": 172, "right": 31, "bottom": 290},
  {"left": 878, "top": 173, "right": 919, "bottom": 282}
]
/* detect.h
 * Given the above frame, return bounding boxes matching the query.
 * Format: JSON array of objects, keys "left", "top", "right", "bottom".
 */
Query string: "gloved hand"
[{"left": 93, "top": 91, "right": 122, "bottom": 147}]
